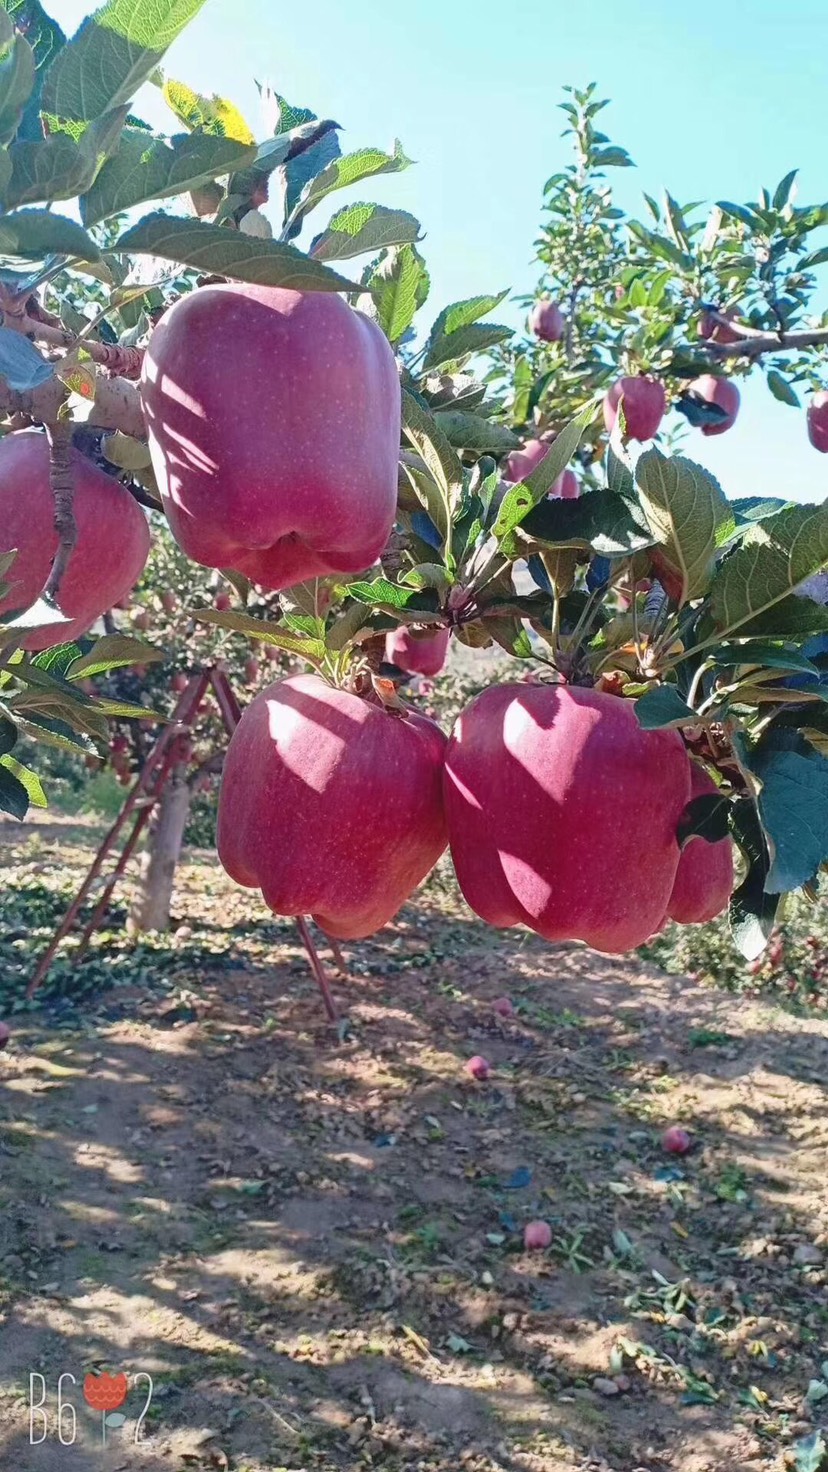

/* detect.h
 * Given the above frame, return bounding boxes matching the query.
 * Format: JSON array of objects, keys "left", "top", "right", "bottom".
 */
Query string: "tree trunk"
[{"left": 127, "top": 762, "right": 191, "bottom": 934}]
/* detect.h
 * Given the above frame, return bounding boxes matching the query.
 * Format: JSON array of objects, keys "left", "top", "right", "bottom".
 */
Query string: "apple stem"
[{"left": 296, "top": 916, "right": 339, "bottom": 1024}]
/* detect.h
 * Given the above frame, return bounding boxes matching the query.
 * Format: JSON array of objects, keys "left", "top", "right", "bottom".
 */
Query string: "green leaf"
[
  {"left": 728, "top": 799, "right": 779, "bottom": 959},
  {"left": 343, "top": 576, "right": 441, "bottom": 619},
  {"left": 433, "top": 411, "right": 519, "bottom": 454},
  {"left": 800, "top": 246, "right": 828, "bottom": 271},
  {"left": 42, "top": 0, "right": 209, "bottom": 125},
  {"left": 746, "top": 732, "right": 828, "bottom": 893},
  {"left": 0, "top": 2, "right": 64, "bottom": 142},
  {"left": 772, "top": 168, "right": 798, "bottom": 210},
  {"left": 115, "top": 213, "right": 356, "bottom": 291},
  {"left": 733, "top": 593, "right": 828, "bottom": 640},
  {"left": 0, "top": 326, "right": 53, "bottom": 389},
  {"left": 192, "top": 606, "right": 326, "bottom": 660},
  {"left": 709, "top": 501, "right": 828, "bottom": 639},
  {"left": 16, "top": 712, "right": 97, "bottom": 756},
  {"left": 401, "top": 390, "right": 464, "bottom": 547},
  {"left": 310, "top": 202, "right": 421, "bottom": 262},
  {"left": 793, "top": 1428, "right": 826, "bottom": 1472},
  {"left": 68, "top": 634, "right": 163, "bottom": 679},
  {"left": 635, "top": 448, "right": 733, "bottom": 603},
  {"left": 518, "top": 489, "right": 653, "bottom": 558},
  {"left": 0, "top": 752, "right": 45, "bottom": 806},
  {"left": 0, "top": 9, "right": 34, "bottom": 145},
  {"left": 81, "top": 128, "right": 256, "bottom": 226},
  {"left": 427, "top": 290, "right": 509, "bottom": 345},
  {"left": 0, "top": 208, "right": 100, "bottom": 260},
  {"left": 369, "top": 243, "right": 429, "bottom": 344},
  {"left": 6, "top": 105, "right": 127, "bottom": 206},
  {"left": 486, "top": 616, "right": 533, "bottom": 659},
  {"left": 635, "top": 686, "right": 697, "bottom": 730},
  {"left": 0, "top": 713, "right": 15, "bottom": 753},
  {"left": 0, "top": 758, "right": 29, "bottom": 818},
  {"left": 766, "top": 369, "right": 800, "bottom": 408},
  {"left": 678, "top": 789, "right": 732, "bottom": 847},
  {"left": 708, "top": 640, "right": 821, "bottom": 677},
  {"left": 423, "top": 320, "right": 512, "bottom": 372},
  {"left": 291, "top": 139, "right": 411, "bottom": 224}
]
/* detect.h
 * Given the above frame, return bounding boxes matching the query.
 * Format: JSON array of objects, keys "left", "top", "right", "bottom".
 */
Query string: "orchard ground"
[{"left": 1, "top": 818, "right": 828, "bottom": 1472}]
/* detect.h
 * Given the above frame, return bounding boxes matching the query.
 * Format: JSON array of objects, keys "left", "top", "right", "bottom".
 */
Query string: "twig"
[
  {"left": 705, "top": 318, "right": 828, "bottom": 360},
  {"left": 0, "top": 371, "right": 145, "bottom": 438},
  {"left": 42, "top": 421, "right": 76, "bottom": 603}
]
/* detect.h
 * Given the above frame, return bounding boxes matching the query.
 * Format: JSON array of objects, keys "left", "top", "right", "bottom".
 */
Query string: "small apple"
[
  {"left": 523, "top": 1220, "right": 552, "bottom": 1250},
  {"left": 214, "top": 592, "right": 232, "bottom": 612},
  {"left": 699, "top": 308, "right": 743, "bottom": 345},
  {"left": 492, "top": 996, "right": 514, "bottom": 1018},
  {"left": 466, "top": 1055, "right": 491, "bottom": 1081},
  {"left": 244, "top": 656, "right": 260, "bottom": 684},
  {"left": 530, "top": 299, "right": 565, "bottom": 342},
  {"left": 662, "top": 1125, "right": 692, "bottom": 1155},
  {"left": 171, "top": 672, "right": 189, "bottom": 694},
  {"left": 807, "top": 391, "right": 828, "bottom": 453},
  {"left": 0, "top": 1021, "right": 10, "bottom": 1049}
]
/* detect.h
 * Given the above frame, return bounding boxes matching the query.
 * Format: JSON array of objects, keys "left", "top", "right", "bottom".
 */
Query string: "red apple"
[
  {"left": 444, "top": 683, "right": 691, "bottom": 953},
  {"left": 503, "top": 437, "right": 550, "bottom": 485},
  {"left": 160, "top": 591, "right": 177, "bottom": 614},
  {"left": 662, "top": 1125, "right": 692, "bottom": 1155},
  {"left": 141, "top": 285, "right": 400, "bottom": 592},
  {"left": 0, "top": 430, "right": 150, "bottom": 650},
  {"left": 667, "top": 763, "right": 734, "bottom": 924},
  {"left": 465, "top": 1054, "right": 491, "bottom": 1080},
  {"left": 171, "top": 672, "right": 189, "bottom": 694},
  {"left": 492, "top": 996, "right": 514, "bottom": 1018},
  {"left": 214, "top": 592, "right": 231, "bottom": 612},
  {"left": 688, "top": 374, "right": 740, "bottom": 436},
  {"left": 217, "top": 674, "right": 448, "bottom": 939},
  {"left": 244, "top": 655, "right": 260, "bottom": 683},
  {"left": 807, "top": 391, "right": 828, "bottom": 453},
  {"left": 603, "top": 375, "right": 666, "bottom": 442},
  {"left": 530, "top": 299, "right": 565, "bottom": 342},
  {"left": 524, "top": 1220, "right": 552, "bottom": 1250},
  {"left": 131, "top": 608, "right": 150, "bottom": 631},
  {"left": 385, "top": 625, "right": 450, "bottom": 677},
  {"left": 699, "top": 308, "right": 743, "bottom": 345}
]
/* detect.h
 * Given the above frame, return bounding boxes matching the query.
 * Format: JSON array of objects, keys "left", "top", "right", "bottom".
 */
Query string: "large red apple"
[
  {"left": 667, "top": 763, "right": 733, "bottom": 924},
  {"left": 217, "top": 674, "right": 448, "bottom": 939},
  {"left": 385, "top": 625, "right": 451, "bottom": 676},
  {"left": 689, "top": 374, "right": 740, "bottom": 436},
  {"left": 807, "top": 391, "right": 828, "bottom": 453},
  {"left": 444, "top": 683, "right": 691, "bottom": 952},
  {"left": 141, "top": 285, "right": 400, "bottom": 592},
  {"left": 603, "top": 375, "right": 666, "bottom": 442},
  {"left": 530, "top": 299, "right": 565, "bottom": 342},
  {"left": 0, "top": 430, "right": 150, "bottom": 650}
]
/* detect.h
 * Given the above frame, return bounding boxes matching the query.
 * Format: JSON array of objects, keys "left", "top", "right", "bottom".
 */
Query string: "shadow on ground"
[{"left": 0, "top": 819, "right": 827, "bottom": 1472}]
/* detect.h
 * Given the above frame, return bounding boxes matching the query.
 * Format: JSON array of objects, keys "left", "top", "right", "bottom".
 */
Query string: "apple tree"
[{"left": 0, "top": 7, "right": 827, "bottom": 972}]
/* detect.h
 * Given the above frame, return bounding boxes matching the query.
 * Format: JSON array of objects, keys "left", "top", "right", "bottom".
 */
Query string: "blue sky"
[{"left": 63, "top": 0, "right": 828, "bottom": 504}]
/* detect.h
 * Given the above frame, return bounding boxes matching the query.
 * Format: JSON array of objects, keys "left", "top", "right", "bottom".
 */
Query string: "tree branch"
[
  {"left": 0, "top": 372, "right": 146, "bottom": 438},
  {"left": 0, "top": 291, "right": 144, "bottom": 378},
  {"left": 704, "top": 310, "right": 828, "bottom": 360},
  {"left": 42, "top": 420, "right": 76, "bottom": 604}
]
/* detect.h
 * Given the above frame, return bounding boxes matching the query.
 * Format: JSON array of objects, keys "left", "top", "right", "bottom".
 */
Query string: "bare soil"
[{"left": 1, "top": 817, "right": 827, "bottom": 1472}]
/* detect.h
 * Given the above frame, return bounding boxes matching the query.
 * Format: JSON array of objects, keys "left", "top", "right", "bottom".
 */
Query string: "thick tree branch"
[
  {"left": 704, "top": 309, "right": 828, "bottom": 359},
  {"left": 0, "top": 372, "right": 146, "bottom": 438},
  {"left": 0, "top": 289, "right": 145, "bottom": 378},
  {"left": 42, "top": 420, "right": 76, "bottom": 603}
]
